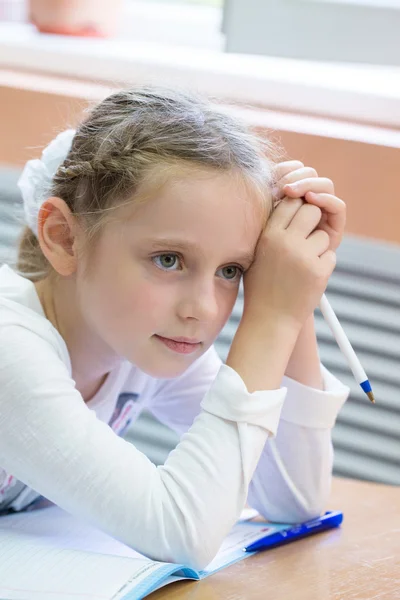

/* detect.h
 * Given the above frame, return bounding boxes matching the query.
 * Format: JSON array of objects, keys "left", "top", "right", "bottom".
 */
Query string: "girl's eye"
[
  {"left": 152, "top": 253, "right": 181, "bottom": 271},
  {"left": 152, "top": 253, "right": 243, "bottom": 281},
  {"left": 217, "top": 265, "right": 243, "bottom": 281}
]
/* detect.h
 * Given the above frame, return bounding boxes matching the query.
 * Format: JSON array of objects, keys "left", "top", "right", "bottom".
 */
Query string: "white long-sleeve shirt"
[{"left": 0, "top": 264, "right": 349, "bottom": 570}]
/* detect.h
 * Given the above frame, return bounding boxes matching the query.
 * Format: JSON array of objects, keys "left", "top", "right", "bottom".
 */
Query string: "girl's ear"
[{"left": 37, "top": 196, "right": 81, "bottom": 277}]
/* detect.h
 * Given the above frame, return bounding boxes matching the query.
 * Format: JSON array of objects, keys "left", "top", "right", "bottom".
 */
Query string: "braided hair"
[{"left": 16, "top": 84, "right": 283, "bottom": 281}]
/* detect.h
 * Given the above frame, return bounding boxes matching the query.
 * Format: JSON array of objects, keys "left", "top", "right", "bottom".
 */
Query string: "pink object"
[
  {"left": 166, "top": 336, "right": 202, "bottom": 344},
  {"left": 0, "top": 473, "right": 16, "bottom": 498},
  {"left": 155, "top": 335, "right": 202, "bottom": 354},
  {"left": 28, "top": 0, "right": 123, "bottom": 38}
]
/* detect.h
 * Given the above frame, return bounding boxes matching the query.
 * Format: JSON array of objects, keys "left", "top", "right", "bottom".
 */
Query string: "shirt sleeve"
[
  {"left": 0, "top": 326, "right": 286, "bottom": 571},
  {"left": 149, "top": 345, "right": 350, "bottom": 524},
  {"left": 247, "top": 366, "right": 350, "bottom": 523}
]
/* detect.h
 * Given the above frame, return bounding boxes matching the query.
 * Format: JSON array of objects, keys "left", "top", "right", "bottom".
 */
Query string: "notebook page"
[
  {"left": 149, "top": 519, "right": 290, "bottom": 594},
  {"left": 0, "top": 508, "right": 177, "bottom": 600},
  {"left": 200, "top": 519, "right": 288, "bottom": 576},
  {"left": 0, "top": 534, "right": 166, "bottom": 600},
  {"left": 0, "top": 505, "right": 267, "bottom": 599},
  {"left": 0, "top": 506, "right": 144, "bottom": 558}
]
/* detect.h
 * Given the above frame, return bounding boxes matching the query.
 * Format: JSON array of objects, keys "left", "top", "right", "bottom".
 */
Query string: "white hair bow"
[{"left": 17, "top": 129, "right": 76, "bottom": 237}]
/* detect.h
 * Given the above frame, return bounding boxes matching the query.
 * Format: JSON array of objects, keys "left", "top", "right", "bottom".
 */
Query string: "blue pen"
[{"left": 243, "top": 510, "right": 343, "bottom": 553}]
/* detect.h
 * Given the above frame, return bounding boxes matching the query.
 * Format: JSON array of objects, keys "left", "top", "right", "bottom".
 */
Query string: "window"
[
  {"left": 122, "top": 0, "right": 224, "bottom": 49},
  {"left": 223, "top": 0, "right": 400, "bottom": 65},
  {"left": 129, "top": 0, "right": 222, "bottom": 4}
]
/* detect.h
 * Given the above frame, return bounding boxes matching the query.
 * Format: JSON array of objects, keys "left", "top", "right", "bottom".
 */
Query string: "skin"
[
  {"left": 273, "top": 161, "right": 345, "bottom": 390},
  {"left": 34, "top": 161, "right": 345, "bottom": 403},
  {"left": 34, "top": 169, "right": 265, "bottom": 402}
]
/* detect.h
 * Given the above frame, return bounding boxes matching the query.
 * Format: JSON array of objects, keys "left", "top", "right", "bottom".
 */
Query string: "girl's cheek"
[{"left": 129, "top": 281, "right": 167, "bottom": 315}]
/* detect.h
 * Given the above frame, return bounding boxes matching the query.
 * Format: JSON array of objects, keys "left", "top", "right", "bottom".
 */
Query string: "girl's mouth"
[{"left": 155, "top": 335, "right": 201, "bottom": 354}]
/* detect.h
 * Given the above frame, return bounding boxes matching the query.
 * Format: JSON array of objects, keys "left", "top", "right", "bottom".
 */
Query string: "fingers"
[
  {"left": 304, "top": 192, "right": 346, "bottom": 243},
  {"left": 306, "top": 229, "right": 330, "bottom": 257},
  {"left": 269, "top": 161, "right": 345, "bottom": 252},
  {"left": 269, "top": 197, "right": 304, "bottom": 229},
  {"left": 283, "top": 177, "right": 335, "bottom": 198},
  {"left": 270, "top": 199, "right": 323, "bottom": 239},
  {"left": 289, "top": 203, "right": 322, "bottom": 237},
  {"left": 272, "top": 160, "right": 335, "bottom": 206},
  {"left": 273, "top": 160, "right": 305, "bottom": 183},
  {"left": 319, "top": 249, "right": 337, "bottom": 274}
]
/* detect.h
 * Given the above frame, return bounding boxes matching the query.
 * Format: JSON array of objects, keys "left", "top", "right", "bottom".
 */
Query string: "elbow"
[
  {"left": 128, "top": 528, "right": 217, "bottom": 572},
  {"left": 248, "top": 483, "right": 328, "bottom": 524},
  {"left": 169, "top": 536, "right": 219, "bottom": 572},
  {"left": 255, "top": 502, "right": 321, "bottom": 525},
  {"left": 286, "top": 503, "right": 324, "bottom": 524},
  {"left": 151, "top": 475, "right": 227, "bottom": 571},
  {"left": 179, "top": 552, "right": 214, "bottom": 573},
  {"left": 256, "top": 493, "right": 327, "bottom": 524},
  {"left": 135, "top": 499, "right": 220, "bottom": 571},
  {"left": 295, "top": 494, "right": 329, "bottom": 522}
]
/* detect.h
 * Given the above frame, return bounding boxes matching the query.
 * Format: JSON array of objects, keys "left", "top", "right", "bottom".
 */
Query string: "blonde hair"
[{"left": 15, "top": 85, "right": 284, "bottom": 282}]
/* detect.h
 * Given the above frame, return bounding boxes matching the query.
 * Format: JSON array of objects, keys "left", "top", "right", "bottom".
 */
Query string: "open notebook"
[{"left": 0, "top": 504, "right": 339, "bottom": 600}]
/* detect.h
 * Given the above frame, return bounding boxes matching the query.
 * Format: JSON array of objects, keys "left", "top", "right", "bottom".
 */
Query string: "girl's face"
[{"left": 77, "top": 169, "right": 265, "bottom": 379}]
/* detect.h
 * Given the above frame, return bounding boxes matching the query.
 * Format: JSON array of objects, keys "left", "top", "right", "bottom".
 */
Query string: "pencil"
[{"left": 319, "top": 294, "right": 375, "bottom": 403}]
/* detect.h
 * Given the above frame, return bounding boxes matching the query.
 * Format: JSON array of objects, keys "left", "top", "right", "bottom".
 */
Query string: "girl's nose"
[{"left": 177, "top": 281, "right": 219, "bottom": 323}]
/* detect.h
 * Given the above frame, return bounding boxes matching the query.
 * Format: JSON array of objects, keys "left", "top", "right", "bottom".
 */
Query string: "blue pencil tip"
[
  {"left": 360, "top": 380, "right": 372, "bottom": 393},
  {"left": 360, "top": 380, "right": 375, "bottom": 403}
]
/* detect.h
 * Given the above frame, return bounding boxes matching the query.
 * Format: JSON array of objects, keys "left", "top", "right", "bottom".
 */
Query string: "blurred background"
[{"left": 0, "top": 0, "right": 399, "bottom": 485}]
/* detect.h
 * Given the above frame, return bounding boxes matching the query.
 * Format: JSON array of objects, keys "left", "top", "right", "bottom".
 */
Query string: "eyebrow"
[{"left": 147, "top": 238, "right": 256, "bottom": 268}]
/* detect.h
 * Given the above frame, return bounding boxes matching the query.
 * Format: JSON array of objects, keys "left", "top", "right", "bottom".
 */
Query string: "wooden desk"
[{"left": 149, "top": 477, "right": 400, "bottom": 600}]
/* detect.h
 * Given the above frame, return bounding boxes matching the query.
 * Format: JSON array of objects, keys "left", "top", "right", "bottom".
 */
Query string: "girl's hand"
[
  {"left": 241, "top": 160, "right": 346, "bottom": 331},
  {"left": 227, "top": 161, "right": 345, "bottom": 390},
  {"left": 272, "top": 160, "right": 346, "bottom": 252},
  {"left": 242, "top": 197, "right": 337, "bottom": 331}
]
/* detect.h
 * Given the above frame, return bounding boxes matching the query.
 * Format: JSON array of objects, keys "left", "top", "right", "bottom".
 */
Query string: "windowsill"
[
  {"left": 1, "top": 20, "right": 400, "bottom": 128},
  {"left": 119, "top": 0, "right": 225, "bottom": 51}
]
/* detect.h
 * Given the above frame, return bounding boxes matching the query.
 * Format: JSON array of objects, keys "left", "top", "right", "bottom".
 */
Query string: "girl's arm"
[
  {"left": 151, "top": 342, "right": 349, "bottom": 525},
  {"left": 246, "top": 363, "right": 349, "bottom": 523},
  {"left": 0, "top": 323, "right": 286, "bottom": 572},
  {"left": 270, "top": 160, "right": 346, "bottom": 391},
  {"left": 284, "top": 314, "right": 324, "bottom": 390}
]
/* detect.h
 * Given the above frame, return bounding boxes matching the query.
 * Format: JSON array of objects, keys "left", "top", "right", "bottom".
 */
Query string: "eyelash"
[{"left": 151, "top": 253, "right": 244, "bottom": 282}]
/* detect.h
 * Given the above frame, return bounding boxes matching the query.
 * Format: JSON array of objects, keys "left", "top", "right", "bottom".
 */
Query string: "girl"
[{"left": 0, "top": 85, "right": 349, "bottom": 570}]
